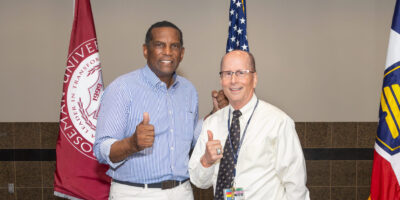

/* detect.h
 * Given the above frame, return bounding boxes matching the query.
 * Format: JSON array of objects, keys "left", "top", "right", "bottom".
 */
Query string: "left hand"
[
  {"left": 204, "top": 90, "right": 228, "bottom": 120},
  {"left": 211, "top": 90, "right": 228, "bottom": 113}
]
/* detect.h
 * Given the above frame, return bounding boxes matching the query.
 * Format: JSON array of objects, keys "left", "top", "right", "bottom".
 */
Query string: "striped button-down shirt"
[{"left": 94, "top": 65, "right": 199, "bottom": 183}]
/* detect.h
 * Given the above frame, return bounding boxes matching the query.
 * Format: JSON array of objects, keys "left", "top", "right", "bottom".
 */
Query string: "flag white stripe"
[{"left": 386, "top": 30, "right": 400, "bottom": 69}]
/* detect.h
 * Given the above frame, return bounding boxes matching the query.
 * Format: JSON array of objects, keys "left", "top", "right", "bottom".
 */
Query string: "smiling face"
[
  {"left": 143, "top": 27, "right": 184, "bottom": 82},
  {"left": 220, "top": 51, "right": 257, "bottom": 110}
]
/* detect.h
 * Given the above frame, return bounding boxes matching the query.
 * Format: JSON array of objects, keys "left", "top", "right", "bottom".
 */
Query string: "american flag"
[{"left": 226, "top": 0, "right": 249, "bottom": 52}]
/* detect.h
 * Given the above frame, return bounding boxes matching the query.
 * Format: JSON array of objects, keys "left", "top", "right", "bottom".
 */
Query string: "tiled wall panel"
[{"left": 0, "top": 122, "right": 377, "bottom": 200}]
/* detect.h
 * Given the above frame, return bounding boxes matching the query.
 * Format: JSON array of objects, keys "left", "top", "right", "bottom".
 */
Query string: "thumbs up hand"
[
  {"left": 200, "top": 130, "right": 223, "bottom": 168},
  {"left": 131, "top": 112, "right": 155, "bottom": 151}
]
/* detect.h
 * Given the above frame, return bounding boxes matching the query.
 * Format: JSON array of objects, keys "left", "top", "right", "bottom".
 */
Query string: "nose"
[
  {"left": 163, "top": 46, "right": 172, "bottom": 55},
  {"left": 230, "top": 73, "right": 238, "bottom": 83}
]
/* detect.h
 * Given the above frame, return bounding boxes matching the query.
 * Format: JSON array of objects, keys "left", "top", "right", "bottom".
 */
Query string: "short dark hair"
[
  {"left": 145, "top": 21, "right": 183, "bottom": 46},
  {"left": 220, "top": 50, "right": 256, "bottom": 71}
]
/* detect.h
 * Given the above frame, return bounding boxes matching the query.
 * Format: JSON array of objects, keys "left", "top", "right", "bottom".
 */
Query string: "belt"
[{"left": 113, "top": 179, "right": 189, "bottom": 190}]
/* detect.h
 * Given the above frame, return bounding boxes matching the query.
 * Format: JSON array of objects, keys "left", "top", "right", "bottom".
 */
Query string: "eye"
[
  {"left": 238, "top": 70, "right": 246, "bottom": 75},
  {"left": 171, "top": 43, "right": 181, "bottom": 49},
  {"left": 153, "top": 42, "right": 164, "bottom": 48}
]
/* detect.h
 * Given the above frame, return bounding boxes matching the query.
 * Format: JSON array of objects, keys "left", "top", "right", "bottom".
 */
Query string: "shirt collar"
[
  {"left": 228, "top": 94, "right": 257, "bottom": 119},
  {"left": 171, "top": 73, "right": 180, "bottom": 88},
  {"left": 142, "top": 65, "right": 180, "bottom": 90}
]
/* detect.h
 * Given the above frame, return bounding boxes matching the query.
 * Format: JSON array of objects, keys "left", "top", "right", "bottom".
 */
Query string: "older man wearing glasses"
[{"left": 189, "top": 50, "right": 310, "bottom": 200}]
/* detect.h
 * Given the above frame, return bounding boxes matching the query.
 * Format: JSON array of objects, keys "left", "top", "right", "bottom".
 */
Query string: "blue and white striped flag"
[{"left": 226, "top": 0, "right": 249, "bottom": 53}]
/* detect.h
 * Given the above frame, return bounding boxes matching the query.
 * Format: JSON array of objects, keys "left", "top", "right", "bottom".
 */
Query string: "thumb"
[
  {"left": 207, "top": 130, "right": 214, "bottom": 141},
  {"left": 142, "top": 112, "right": 150, "bottom": 125}
]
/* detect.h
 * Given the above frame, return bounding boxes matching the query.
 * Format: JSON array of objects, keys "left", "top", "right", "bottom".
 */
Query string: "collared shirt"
[
  {"left": 189, "top": 95, "right": 310, "bottom": 200},
  {"left": 94, "top": 65, "right": 199, "bottom": 184}
]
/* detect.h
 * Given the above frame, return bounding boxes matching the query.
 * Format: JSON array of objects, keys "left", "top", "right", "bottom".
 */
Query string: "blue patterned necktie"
[{"left": 214, "top": 110, "right": 242, "bottom": 200}]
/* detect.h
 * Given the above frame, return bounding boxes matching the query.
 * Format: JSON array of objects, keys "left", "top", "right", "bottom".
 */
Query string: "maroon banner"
[{"left": 54, "top": 0, "right": 110, "bottom": 199}]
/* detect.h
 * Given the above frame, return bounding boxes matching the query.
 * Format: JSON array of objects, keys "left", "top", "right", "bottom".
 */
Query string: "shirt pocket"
[
  {"left": 175, "top": 110, "right": 195, "bottom": 154},
  {"left": 184, "top": 110, "right": 195, "bottom": 140}
]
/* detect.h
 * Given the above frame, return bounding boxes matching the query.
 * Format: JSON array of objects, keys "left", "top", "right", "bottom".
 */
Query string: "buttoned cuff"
[{"left": 197, "top": 159, "right": 216, "bottom": 183}]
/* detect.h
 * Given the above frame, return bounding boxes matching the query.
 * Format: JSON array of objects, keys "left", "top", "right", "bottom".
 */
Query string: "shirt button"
[
  {"left": 170, "top": 129, "right": 174, "bottom": 133},
  {"left": 169, "top": 110, "right": 172, "bottom": 115},
  {"left": 171, "top": 147, "right": 174, "bottom": 151}
]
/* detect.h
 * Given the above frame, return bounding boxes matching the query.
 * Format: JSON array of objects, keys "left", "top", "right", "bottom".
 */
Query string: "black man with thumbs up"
[{"left": 94, "top": 21, "right": 199, "bottom": 199}]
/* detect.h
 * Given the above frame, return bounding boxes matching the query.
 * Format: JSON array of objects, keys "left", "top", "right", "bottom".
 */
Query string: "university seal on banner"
[{"left": 60, "top": 38, "right": 103, "bottom": 160}]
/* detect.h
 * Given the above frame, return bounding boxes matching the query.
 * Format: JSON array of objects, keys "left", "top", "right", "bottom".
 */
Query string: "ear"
[
  {"left": 253, "top": 72, "right": 258, "bottom": 89},
  {"left": 143, "top": 44, "right": 148, "bottom": 60},
  {"left": 179, "top": 47, "right": 185, "bottom": 62}
]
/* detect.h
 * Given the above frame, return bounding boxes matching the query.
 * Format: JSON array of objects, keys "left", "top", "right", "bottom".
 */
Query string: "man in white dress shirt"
[{"left": 189, "top": 50, "right": 310, "bottom": 200}]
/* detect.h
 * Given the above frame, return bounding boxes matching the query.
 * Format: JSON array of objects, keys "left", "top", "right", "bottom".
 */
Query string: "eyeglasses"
[{"left": 219, "top": 69, "right": 255, "bottom": 79}]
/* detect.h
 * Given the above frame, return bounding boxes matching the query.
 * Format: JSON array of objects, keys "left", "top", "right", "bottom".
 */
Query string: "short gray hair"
[{"left": 220, "top": 50, "right": 256, "bottom": 71}]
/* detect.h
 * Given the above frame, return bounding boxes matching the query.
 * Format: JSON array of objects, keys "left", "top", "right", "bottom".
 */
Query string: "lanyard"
[{"left": 227, "top": 98, "right": 259, "bottom": 176}]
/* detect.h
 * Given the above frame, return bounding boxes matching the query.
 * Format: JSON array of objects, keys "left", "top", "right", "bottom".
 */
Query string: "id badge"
[
  {"left": 223, "top": 188, "right": 233, "bottom": 200},
  {"left": 224, "top": 188, "right": 245, "bottom": 200}
]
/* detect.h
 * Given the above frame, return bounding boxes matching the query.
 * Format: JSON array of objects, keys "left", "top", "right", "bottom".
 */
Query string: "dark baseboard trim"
[
  {"left": 303, "top": 148, "right": 374, "bottom": 160},
  {"left": 0, "top": 149, "right": 56, "bottom": 161},
  {"left": 0, "top": 148, "right": 374, "bottom": 161}
]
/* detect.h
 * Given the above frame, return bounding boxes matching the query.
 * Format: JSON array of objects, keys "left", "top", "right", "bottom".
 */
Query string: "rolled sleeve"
[
  {"left": 99, "top": 138, "right": 126, "bottom": 169},
  {"left": 94, "top": 79, "right": 129, "bottom": 165}
]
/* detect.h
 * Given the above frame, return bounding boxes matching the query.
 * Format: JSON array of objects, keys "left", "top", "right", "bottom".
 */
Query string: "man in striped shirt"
[{"left": 94, "top": 21, "right": 225, "bottom": 200}]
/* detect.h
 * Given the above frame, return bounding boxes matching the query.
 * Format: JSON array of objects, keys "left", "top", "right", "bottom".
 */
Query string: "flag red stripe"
[{"left": 370, "top": 150, "right": 400, "bottom": 200}]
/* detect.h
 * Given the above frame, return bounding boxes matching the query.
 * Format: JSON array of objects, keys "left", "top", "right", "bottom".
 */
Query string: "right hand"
[
  {"left": 131, "top": 112, "right": 155, "bottom": 151},
  {"left": 201, "top": 130, "right": 223, "bottom": 168}
]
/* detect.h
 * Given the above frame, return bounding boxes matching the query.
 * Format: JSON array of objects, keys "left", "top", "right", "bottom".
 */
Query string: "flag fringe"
[{"left": 54, "top": 191, "right": 82, "bottom": 200}]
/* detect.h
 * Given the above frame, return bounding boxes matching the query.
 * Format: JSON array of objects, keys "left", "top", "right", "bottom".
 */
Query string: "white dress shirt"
[{"left": 189, "top": 95, "right": 310, "bottom": 200}]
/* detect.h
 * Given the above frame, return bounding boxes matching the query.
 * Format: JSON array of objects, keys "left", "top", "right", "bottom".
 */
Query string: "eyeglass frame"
[{"left": 219, "top": 69, "right": 256, "bottom": 79}]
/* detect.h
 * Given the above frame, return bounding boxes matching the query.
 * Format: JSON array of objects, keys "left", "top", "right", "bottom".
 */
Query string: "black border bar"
[
  {"left": 0, "top": 148, "right": 374, "bottom": 161},
  {"left": 0, "top": 149, "right": 56, "bottom": 161},
  {"left": 303, "top": 148, "right": 374, "bottom": 160}
]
